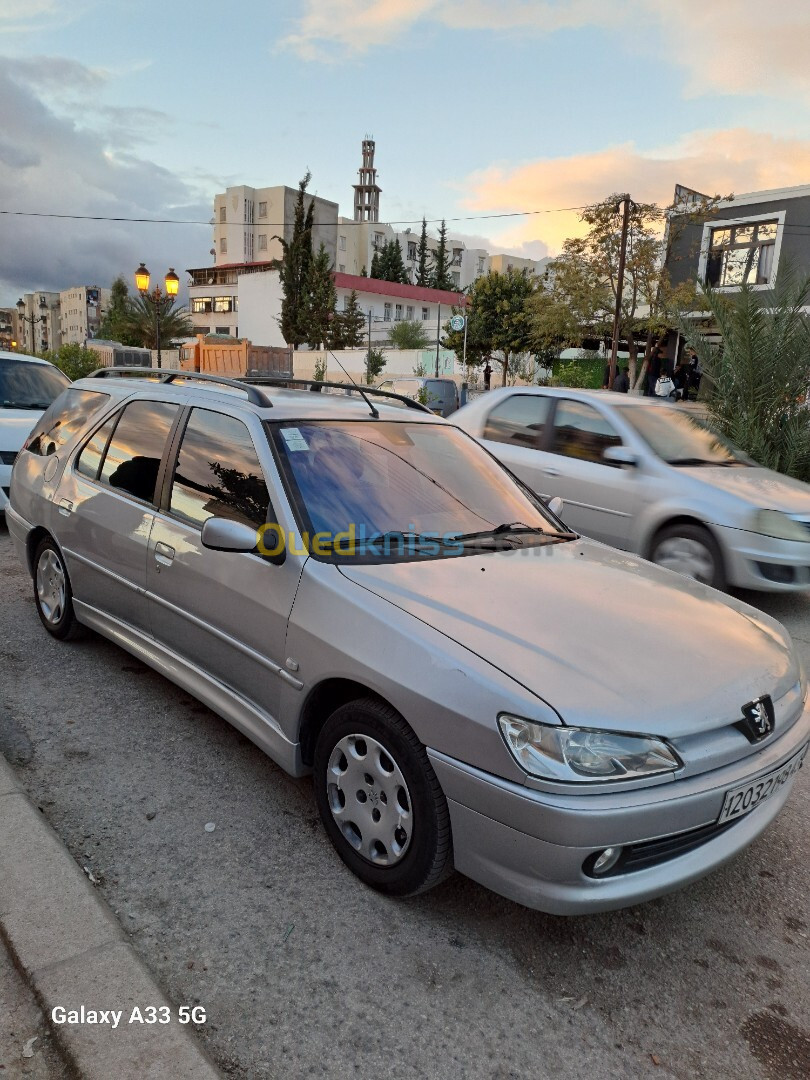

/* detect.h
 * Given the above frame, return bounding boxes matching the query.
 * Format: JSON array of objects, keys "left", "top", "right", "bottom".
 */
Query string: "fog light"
[{"left": 590, "top": 846, "right": 623, "bottom": 876}]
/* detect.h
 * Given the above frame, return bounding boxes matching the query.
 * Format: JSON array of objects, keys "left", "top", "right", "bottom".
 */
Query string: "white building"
[
  {"left": 236, "top": 269, "right": 465, "bottom": 352},
  {"left": 16, "top": 292, "right": 61, "bottom": 353},
  {"left": 59, "top": 285, "right": 111, "bottom": 345},
  {"left": 213, "top": 184, "right": 339, "bottom": 268}
]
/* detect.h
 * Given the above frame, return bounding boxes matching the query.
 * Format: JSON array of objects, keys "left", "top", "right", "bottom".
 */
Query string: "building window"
[
  {"left": 383, "top": 303, "right": 392, "bottom": 321},
  {"left": 374, "top": 233, "right": 384, "bottom": 250},
  {"left": 219, "top": 206, "right": 226, "bottom": 223},
  {"left": 477, "top": 256, "right": 485, "bottom": 273},
  {"left": 258, "top": 234, "right": 267, "bottom": 251},
  {"left": 451, "top": 272, "right": 460, "bottom": 288},
  {"left": 422, "top": 306, "right": 430, "bottom": 320},
  {"left": 705, "top": 220, "right": 778, "bottom": 287},
  {"left": 343, "top": 295, "right": 351, "bottom": 310},
  {"left": 394, "top": 304, "right": 403, "bottom": 321},
  {"left": 215, "top": 326, "right": 231, "bottom": 335},
  {"left": 213, "top": 296, "right": 234, "bottom": 312},
  {"left": 191, "top": 298, "right": 213, "bottom": 314},
  {"left": 258, "top": 201, "right": 267, "bottom": 217},
  {"left": 220, "top": 237, "right": 227, "bottom": 254},
  {"left": 339, "top": 264, "right": 345, "bottom": 273},
  {"left": 452, "top": 248, "right": 463, "bottom": 267},
  {"left": 339, "top": 235, "right": 346, "bottom": 251},
  {"left": 407, "top": 242, "right": 417, "bottom": 261},
  {"left": 406, "top": 305, "right": 414, "bottom": 320}
]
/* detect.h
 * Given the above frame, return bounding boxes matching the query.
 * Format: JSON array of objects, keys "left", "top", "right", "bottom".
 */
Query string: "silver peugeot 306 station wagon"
[{"left": 7, "top": 370, "right": 809, "bottom": 915}]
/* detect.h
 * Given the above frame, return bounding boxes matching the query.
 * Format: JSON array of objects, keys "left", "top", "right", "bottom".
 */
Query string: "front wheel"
[
  {"left": 650, "top": 523, "right": 725, "bottom": 590},
  {"left": 314, "top": 698, "right": 453, "bottom": 897},
  {"left": 33, "top": 537, "right": 84, "bottom": 640}
]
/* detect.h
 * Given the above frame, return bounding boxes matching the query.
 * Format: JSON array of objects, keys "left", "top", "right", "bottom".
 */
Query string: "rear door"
[
  {"left": 476, "top": 393, "right": 554, "bottom": 495},
  {"left": 146, "top": 405, "right": 302, "bottom": 724},
  {"left": 54, "top": 397, "right": 181, "bottom": 633}
]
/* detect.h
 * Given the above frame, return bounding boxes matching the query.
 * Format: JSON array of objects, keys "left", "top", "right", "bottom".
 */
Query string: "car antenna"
[{"left": 326, "top": 349, "right": 379, "bottom": 419}]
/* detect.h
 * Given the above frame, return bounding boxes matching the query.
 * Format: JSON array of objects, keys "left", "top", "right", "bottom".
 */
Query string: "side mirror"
[
  {"left": 603, "top": 445, "right": 638, "bottom": 468},
  {"left": 201, "top": 517, "right": 259, "bottom": 553},
  {"left": 546, "top": 496, "right": 564, "bottom": 518}
]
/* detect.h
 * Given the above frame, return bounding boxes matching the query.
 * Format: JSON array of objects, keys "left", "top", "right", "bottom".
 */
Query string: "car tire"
[
  {"left": 650, "top": 523, "right": 725, "bottom": 590},
  {"left": 314, "top": 697, "right": 453, "bottom": 897},
  {"left": 33, "top": 536, "right": 84, "bottom": 641}
]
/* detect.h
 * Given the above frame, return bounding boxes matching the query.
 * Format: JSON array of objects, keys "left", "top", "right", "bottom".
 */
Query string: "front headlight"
[
  {"left": 498, "top": 715, "right": 682, "bottom": 783},
  {"left": 753, "top": 509, "right": 810, "bottom": 542}
]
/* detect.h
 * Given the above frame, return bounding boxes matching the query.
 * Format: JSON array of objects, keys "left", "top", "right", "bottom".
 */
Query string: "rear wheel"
[
  {"left": 33, "top": 537, "right": 84, "bottom": 640},
  {"left": 314, "top": 698, "right": 453, "bottom": 897},
  {"left": 650, "top": 523, "right": 725, "bottom": 590}
]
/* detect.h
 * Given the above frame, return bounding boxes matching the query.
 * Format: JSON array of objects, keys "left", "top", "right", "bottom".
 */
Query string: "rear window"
[
  {"left": 0, "top": 357, "right": 69, "bottom": 412},
  {"left": 25, "top": 388, "right": 110, "bottom": 457}
]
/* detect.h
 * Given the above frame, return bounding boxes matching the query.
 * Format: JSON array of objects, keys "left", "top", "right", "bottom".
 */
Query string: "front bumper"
[
  {"left": 0, "top": 463, "right": 10, "bottom": 512},
  {"left": 428, "top": 705, "right": 810, "bottom": 914},
  {"left": 718, "top": 523, "right": 810, "bottom": 591}
]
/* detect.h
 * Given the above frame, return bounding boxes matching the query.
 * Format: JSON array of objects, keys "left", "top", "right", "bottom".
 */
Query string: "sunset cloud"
[
  {"left": 280, "top": 0, "right": 810, "bottom": 99},
  {"left": 463, "top": 129, "right": 810, "bottom": 255}
]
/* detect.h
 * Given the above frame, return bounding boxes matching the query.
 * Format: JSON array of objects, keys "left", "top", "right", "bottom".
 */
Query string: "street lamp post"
[
  {"left": 16, "top": 297, "right": 48, "bottom": 354},
  {"left": 134, "top": 264, "right": 180, "bottom": 369}
]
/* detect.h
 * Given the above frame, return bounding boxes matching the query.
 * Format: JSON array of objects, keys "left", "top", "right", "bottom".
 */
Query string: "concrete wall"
[
  {"left": 236, "top": 272, "right": 287, "bottom": 347},
  {"left": 294, "top": 348, "right": 458, "bottom": 383}
]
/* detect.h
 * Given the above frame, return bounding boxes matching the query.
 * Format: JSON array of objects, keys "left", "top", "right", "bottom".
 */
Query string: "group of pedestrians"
[{"left": 602, "top": 347, "right": 702, "bottom": 400}]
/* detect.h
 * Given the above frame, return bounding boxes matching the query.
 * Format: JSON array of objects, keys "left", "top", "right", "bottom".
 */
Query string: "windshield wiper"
[
  {"left": 667, "top": 457, "right": 739, "bottom": 467},
  {"left": 452, "top": 522, "right": 577, "bottom": 544},
  {"left": 2, "top": 402, "right": 50, "bottom": 410}
]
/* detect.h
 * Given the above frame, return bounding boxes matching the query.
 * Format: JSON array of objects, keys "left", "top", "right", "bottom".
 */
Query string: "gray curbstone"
[{"left": 0, "top": 754, "right": 222, "bottom": 1079}]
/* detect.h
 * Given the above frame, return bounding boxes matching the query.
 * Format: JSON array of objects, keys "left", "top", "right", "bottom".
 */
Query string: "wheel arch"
[
  {"left": 298, "top": 678, "right": 396, "bottom": 768},
  {"left": 644, "top": 514, "right": 723, "bottom": 561},
  {"left": 25, "top": 525, "right": 54, "bottom": 576}
]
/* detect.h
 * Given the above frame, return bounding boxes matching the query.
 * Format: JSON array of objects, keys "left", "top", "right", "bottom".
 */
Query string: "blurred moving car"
[
  {"left": 0, "top": 351, "right": 70, "bottom": 517},
  {"left": 377, "top": 377, "right": 459, "bottom": 417},
  {"left": 6, "top": 370, "right": 809, "bottom": 914},
  {"left": 453, "top": 386, "right": 810, "bottom": 591}
]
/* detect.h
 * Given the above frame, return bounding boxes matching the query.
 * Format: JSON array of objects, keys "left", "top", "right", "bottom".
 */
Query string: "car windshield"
[
  {"left": 269, "top": 419, "right": 565, "bottom": 561},
  {"left": 0, "top": 358, "right": 69, "bottom": 409},
  {"left": 615, "top": 404, "right": 747, "bottom": 466}
]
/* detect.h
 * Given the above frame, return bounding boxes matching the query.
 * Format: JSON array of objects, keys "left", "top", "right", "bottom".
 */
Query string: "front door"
[{"left": 146, "top": 405, "right": 302, "bottom": 725}]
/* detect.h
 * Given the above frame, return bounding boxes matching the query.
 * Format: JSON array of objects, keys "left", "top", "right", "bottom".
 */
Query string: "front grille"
[
  {"left": 0, "top": 450, "right": 18, "bottom": 466},
  {"left": 585, "top": 818, "right": 741, "bottom": 878}
]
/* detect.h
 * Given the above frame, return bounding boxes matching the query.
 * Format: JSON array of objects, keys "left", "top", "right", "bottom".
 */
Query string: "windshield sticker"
[{"left": 281, "top": 427, "right": 310, "bottom": 452}]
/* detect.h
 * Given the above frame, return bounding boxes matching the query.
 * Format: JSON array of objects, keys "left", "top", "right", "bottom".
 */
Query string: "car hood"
[
  {"left": 679, "top": 464, "right": 810, "bottom": 515},
  {"left": 0, "top": 410, "right": 43, "bottom": 451},
  {"left": 338, "top": 541, "right": 798, "bottom": 738}
]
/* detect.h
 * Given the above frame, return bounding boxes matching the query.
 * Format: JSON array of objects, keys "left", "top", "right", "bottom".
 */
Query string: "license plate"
[{"left": 718, "top": 743, "right": 808, "bottom": 823}]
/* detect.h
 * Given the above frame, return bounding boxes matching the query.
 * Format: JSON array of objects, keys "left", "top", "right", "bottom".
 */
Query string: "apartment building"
[
  {"left": 59, "top": 285, "right": 111, "bottom": 345},
  {"left": 212, "top": 184, "right": 339, "bottom": 268},
  {"left": 16, "top": 292, "right": 61, "bottom": 354}
]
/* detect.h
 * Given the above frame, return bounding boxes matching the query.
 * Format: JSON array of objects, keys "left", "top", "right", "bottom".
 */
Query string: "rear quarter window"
[{"left": 25, "top": 389, "right": 111, "bottom": 457}]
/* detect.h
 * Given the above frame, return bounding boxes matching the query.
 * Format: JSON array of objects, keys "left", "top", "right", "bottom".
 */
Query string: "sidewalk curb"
[{"left": 0, "top": 755, "right": 222, "bottom": 1079}]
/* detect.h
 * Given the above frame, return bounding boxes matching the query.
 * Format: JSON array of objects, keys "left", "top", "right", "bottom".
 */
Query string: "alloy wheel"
[
  {"left": 653, "top": 535, "right": 716, "bottom": 584},
  {"left": 36, "top": 548, "right": 66, "bottom": 626}
]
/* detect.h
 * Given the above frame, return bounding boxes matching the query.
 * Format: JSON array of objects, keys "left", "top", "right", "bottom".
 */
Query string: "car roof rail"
[
  {"left": 86, "top": 367, "right": 272, "bottom": 407},
  {"left": 241, "top": 374, "right": 433, "bottom": 414}
]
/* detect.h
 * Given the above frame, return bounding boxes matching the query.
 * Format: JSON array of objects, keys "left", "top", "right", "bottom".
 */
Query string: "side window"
[
  {"left": 169, "top": 408, "right": 270, "bottom": 529},
  {"left": 26, "top": 389, "right": 110, "bottom": 457},
  {"left": 483, "top": 395, "right": 551, "bottom": 449},
  {"left": 550, "top": 400, "right": 622, "bottom": 464},
  {"left": 98, "top": 400, "right": 179, "bottom": 502},
  {"left": 76, "top": 413, "right": 118, "bottom": 480}
]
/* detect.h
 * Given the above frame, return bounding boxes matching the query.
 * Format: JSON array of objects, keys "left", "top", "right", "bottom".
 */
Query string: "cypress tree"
[
  {"left": 415, "top": 218, "right": 430, "bottom": 287},
  {"left": 431, "top": 219, "right": 453, "bottom": 291},
  {"left": 277, "top": 172, "right": 315, "bottom": 348},
  {"left": 305, "top": 243, "right": 337, "bottom": 349}
]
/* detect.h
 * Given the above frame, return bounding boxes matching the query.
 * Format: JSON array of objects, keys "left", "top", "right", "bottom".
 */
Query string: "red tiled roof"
[{"left": 332, "top": 272, "right": 466, "bottom": 306}]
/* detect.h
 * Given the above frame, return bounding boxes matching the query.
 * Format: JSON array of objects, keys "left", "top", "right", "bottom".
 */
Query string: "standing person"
[
  {"left": 612, "top": 364, "right": 630, "bottom": 393},
  {"left": 646, "top": 347, "right": 662, "bottom": 397},
  {"left": 687, "top": 348, "right": 702, "bottom": 401},
  {"left": 483, "top": 361, "right": 492, "bottom": 391}
]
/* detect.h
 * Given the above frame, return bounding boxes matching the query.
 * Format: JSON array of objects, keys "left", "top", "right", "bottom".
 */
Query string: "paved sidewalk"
[
  {"left": 0, "top": 755, "right": 222, "bottom": 1080},
  {"left": 0, "top": 935, "right": 68, "bottom": 1079}
]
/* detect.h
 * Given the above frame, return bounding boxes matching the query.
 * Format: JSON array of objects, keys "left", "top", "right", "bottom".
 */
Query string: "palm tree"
[
  {"left": 122, "top": 293, "right": 194, "bottom": 350},
  {"left": 683, "top": 271, "right": 810, "bottom": 481}
]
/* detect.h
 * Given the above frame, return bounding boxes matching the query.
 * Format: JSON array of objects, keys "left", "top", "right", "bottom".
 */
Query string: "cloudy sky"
[{"left": 1, "top": 0, "right": 809, "bottom": 303}]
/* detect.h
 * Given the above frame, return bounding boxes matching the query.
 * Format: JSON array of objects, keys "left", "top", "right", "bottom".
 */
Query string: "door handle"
[
  {"left": 154, "top": 542, "right": 175, "bottom": 568},
  {"left": 544, "top": 467, "right": 560, "bottom": 477},
  {"left": 58, "top": 498, "right": 73, "bottom": 516}
]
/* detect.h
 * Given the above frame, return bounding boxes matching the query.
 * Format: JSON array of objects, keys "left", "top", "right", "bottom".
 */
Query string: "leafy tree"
[
  {"left": 682, "top": 273, "right": 810, "bottom": 481},
  {"left": 121, "top": 293, "right": 194, "bottom": 349},
  {"left": 415, "top": 218, "right": 431, "bottom": 287},
  {"left": 305, "top": 243, "right": 337, "bottom": 349},
  {"left": 365, "top": 346, "right": 386, "bottom": 384},
  {"left": 41, "top": 342, "right": 100, "bottom": 380},
  {"left": 443, "top": 269, "right": 536, "bottom": 384},
  {"left": 331, "top": 290, "right": 365, "bottom": 349},
  {"left": 360, "top": 265, "right": 367, "bottom": 277},
  {"left": 431, "top": 220, "right": 454, "bottom": 291},
  {"left": 277, "top": 171, "right": 315, "bottom": 348},
  {"left": 413, "top": 361, "right": 427, "bottom": 376},
  {"left": 95, "top": 276, "right": 140, "bottom": 345},
  {"left": 313, "top": 356, "right": 327, "bottom": 381},
  {"left": 388, "top": 320, "right": 430, "bottom": 350}
]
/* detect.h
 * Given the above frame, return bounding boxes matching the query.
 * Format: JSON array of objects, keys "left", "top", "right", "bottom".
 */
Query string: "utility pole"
[
  {"left": 435, "top": 303, "right": 441, "bottom": 377},
  {"left": 608, "top": 194, "right": 632, "bottom": 390},
  {"left": 367, "top": 308, "right": 372, "bottom": 385}
]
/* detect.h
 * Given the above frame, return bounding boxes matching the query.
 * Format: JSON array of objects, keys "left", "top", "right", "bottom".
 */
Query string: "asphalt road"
[{"left": 1, "top": 519, "right": 809, "bottom": 1080}]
